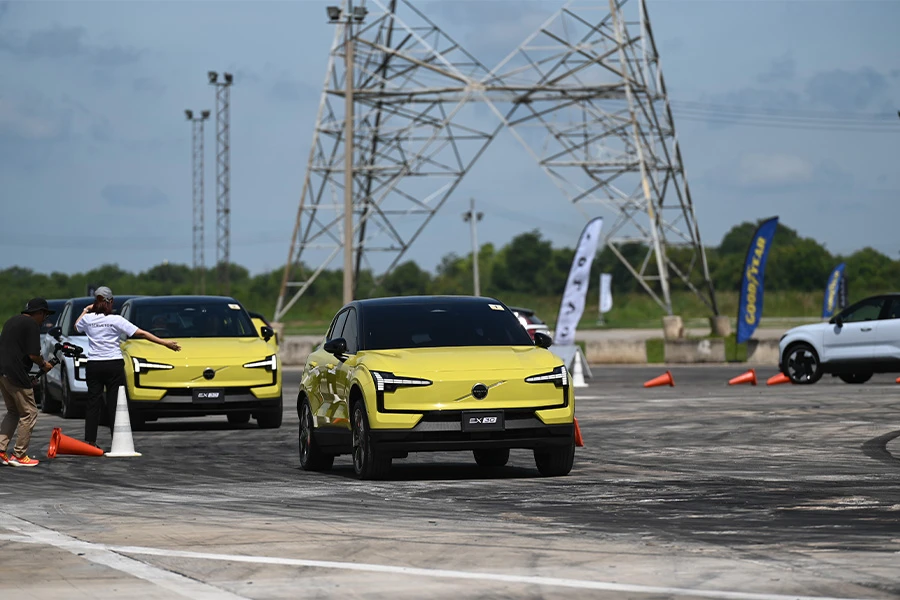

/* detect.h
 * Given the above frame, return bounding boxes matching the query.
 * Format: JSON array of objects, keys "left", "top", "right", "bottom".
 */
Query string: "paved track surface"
[{"left": 2, "top": 366, "right": 899, "bottom": 599}]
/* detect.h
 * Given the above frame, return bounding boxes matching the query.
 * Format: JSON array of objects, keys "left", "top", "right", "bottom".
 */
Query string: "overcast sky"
[{"left": 1, "top": 0, "right": 899, "bottom": 277}]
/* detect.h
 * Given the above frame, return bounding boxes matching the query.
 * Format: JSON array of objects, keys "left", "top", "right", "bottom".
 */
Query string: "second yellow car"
[{"left": 118, "top": 295, "right": 282, "bottom": 429}]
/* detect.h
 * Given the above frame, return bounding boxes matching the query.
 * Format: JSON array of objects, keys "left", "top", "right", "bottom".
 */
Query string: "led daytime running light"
[
  {"left": 524, "top": 365, "right": 568, "bottom": 387},
  {"left": 371, "top": 371, "right": 432, "bottom": 392},
  {"left": 132, "top": 357, "right": 175, "bottom": 374},
  {"left": 243, "top": 354, "right": 277, "bottom": 370}
]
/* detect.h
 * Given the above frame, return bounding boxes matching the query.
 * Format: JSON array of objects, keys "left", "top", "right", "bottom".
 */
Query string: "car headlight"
[
  {"left": 243, "top": 354, "right": 277, "bottom": 371},
  {"left": 524, "top": 365, "right": 568, "bottom": 388},
  {"left": 132, "top": 357, "right": 175, "bottom": 374},
  {"left": 370, "top": 370, "right": 432, "bottom": 393}
]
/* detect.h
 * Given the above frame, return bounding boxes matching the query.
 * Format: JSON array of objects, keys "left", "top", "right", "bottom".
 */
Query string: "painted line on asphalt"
[
  {"left": 0, "top": 514, "right": 874, "bottom": 600},
  {"left": 0, "top": 513, "right": 250, "bottom": 600}
]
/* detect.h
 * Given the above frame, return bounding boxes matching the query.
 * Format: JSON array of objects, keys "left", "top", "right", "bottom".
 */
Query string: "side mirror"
[
  {"left": 49, "top": 326, "right": 62, "bottom": 341},
  {"left": 533, "top": 331, "right": 553, "bottom": 349},
  {"left": 260, "top": 326, "right": 274, "bottom": 342},
  {"left": 834, "top": 315, "right": 843, "bottom": 327},
  {"left": 323, "top": 337, "right": 347, "bottom": 357}
]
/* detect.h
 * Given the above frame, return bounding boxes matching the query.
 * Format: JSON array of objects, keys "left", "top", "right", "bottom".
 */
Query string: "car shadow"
[
  {"left": 321, "top": 461, "right": 544, "bottom": 481},
  {"left": 136, "top": 420, "right": 259, "bottom": 432}
]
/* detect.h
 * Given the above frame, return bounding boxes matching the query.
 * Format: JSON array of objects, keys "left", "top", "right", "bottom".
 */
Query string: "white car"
[
  {"left": 778, "top": 293, "right": 900, "bottom": 384},
  {"left": 42, "top": 295, "right": 141, "bottom": 417}
]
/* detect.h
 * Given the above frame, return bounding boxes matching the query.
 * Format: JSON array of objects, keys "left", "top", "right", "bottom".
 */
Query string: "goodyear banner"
[
  {"left": 554, "top": 217, "right": 603, "bottom": 346},
  {"left": 822, "top": 263, "right": 847, "bottom": 319},
  {"left": 736, "top": 216, "right": 779, "bottom": 344}
]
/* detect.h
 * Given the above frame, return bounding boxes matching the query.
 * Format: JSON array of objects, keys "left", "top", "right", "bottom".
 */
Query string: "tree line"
[{"left": 1, "top": 220, "right": 897, "bottom": 324}]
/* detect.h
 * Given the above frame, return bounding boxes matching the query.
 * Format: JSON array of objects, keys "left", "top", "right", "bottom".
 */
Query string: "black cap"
[{"left": 22, "top": 298, "right": 56, "bottom": 315}]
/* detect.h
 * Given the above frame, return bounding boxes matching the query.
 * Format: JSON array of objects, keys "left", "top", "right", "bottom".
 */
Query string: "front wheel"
[
  {"left": 784, "top": 343, "right": 822, "bottom": 384},
  {"left": 298, "top": 399, "right": 334, "bottom": 471},
  {"left": 534, "top": 435, "right": 575, "bottom": 477},
  {"left": 351, "top": 402, "right": 391, "bottom": 480},
  {"left": 256, "top": 398, "right": 283, "bottom": 429},
  {"left": 838, "top": 372, "right": 872, "bottom": 384}
]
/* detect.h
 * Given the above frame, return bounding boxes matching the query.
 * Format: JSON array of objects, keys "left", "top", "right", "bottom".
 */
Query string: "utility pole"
[
  {"left": 185, "top": 109, "right": 210, "bottom": 295},
  {"left": 208, "top": 71, "right": 233, "bottom": 295},
  {"left": 462, "top": 197, "right": 483, "bottom": 296},
  {"left": 326, "top": 3, "right": 367, "bottom": 305}
]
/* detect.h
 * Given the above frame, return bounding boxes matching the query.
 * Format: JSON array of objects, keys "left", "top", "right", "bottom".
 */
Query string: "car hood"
[
  {"left": 360, "top": 346, "right": 563, "bottom": 375},
  {"left": 782, "top": 322, "right": 829, "bottom": 340},
  {"left": 124, "top": 337, "right": 271, "bottom": 362}
]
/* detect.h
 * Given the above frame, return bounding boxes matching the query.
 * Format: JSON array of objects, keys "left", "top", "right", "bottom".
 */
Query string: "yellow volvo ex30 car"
[
  {"left": 118, "top": 296, "right": 282, "bottom": 429},
  {"left": 298, "top": 295, "right": 575, "bottom": 479}
]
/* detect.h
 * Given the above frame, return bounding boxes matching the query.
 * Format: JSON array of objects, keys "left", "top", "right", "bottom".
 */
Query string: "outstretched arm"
[{"left": 133, "top": 329, "right": 181, "bottom": 352}]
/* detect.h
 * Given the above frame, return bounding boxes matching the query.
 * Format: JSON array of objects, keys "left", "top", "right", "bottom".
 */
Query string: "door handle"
[{"left": 861, "top": 327, "right": 872, "bottom": 332}]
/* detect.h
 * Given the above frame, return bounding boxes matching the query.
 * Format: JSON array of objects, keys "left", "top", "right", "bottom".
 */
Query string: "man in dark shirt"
[{"left": 0, "top": 298, "right": 55, "bottom": 467}]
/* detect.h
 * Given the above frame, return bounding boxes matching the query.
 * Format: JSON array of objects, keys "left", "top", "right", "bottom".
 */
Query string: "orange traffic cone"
[
  {"left": 644, "top": 370, "right": 674, "bottom": 388},
  {"left": 767, "top": 372, "right": 792, "bottom": 386},
  {"left": 728, "top": 369, "right": 757, "bottom": 386},
  {"left": 574, "top": 417, "right": 584, "bottom": 447},
  {"left": 47, "top": 427, "right": 104, "bottom": 459}
]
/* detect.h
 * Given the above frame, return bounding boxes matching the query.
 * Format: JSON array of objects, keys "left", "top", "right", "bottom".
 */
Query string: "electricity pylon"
[{"left": 275, "top": 0, "right": 718, "bottom": 320}]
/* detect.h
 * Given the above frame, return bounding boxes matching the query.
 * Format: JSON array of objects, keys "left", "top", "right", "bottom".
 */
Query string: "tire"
[
  {"left": 61, "top": 372, "right": 82, "bottom": 419},
  {"left": 351, "top": 401, "right": 391, "bottom": 480},
  {"left": 473, "top": 448, "right": 510, "bottom": 468},
  {"left": 227, "top": 412, "right": 251, "bottom": 424},
  {"left": 783, "top": 343, "right": 823, "bottom": 385},
  {"left": 838, "top": 372, "right": 873, "bottom": 384},
  {"left": 41, "top": 379, "right": 60, "bottom": 413},
  {"left": 298, "top": 399, "right": 334, "bottom": 471},
  {"left": 533, "top": 434, "right": 575, "bottom": 477},
  {"left": 256, "top": 398, "right": 283, "bottom": 429}
]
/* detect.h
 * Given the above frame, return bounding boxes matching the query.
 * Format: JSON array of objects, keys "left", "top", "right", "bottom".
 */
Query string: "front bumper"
[
  {"left": 129, "top": 391, "right": 282, "bottom": 418},
  {"left": 368, "top": 409, "right": 574, "bottom": 452}
]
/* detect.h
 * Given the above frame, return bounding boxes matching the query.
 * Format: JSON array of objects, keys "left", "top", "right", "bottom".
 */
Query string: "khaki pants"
[{"left": 0, "top": 375, "right": 39, "bottom": 458}]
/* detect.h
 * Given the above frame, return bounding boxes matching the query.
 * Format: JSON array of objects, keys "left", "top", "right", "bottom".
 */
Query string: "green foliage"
[{"left": 3, "top": 220, "right": 898, "bottom": 329}]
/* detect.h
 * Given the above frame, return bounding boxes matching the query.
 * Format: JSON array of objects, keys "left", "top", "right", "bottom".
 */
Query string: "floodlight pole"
[
  {"left": 462, "top": 197, "right": 483, "bottom": 296},
  {"left": 186, "top": 109, "right": 211, "bottom": 295},
  {"left": 208, "top": 71, "right": 233, "bottom": 296}
]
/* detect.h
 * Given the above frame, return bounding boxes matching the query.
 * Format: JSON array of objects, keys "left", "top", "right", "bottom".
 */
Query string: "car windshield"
[
  {"left": 130, "top": 301, "right": 257, "bottom": 338},
  {"left": 363, "top": 301, "right": 534, "bottom": 350}
]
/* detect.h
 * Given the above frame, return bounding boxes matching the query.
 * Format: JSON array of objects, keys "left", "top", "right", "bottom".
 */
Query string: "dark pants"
[{"left": 85, "top": 359, "right": 125, "bottom": 444}]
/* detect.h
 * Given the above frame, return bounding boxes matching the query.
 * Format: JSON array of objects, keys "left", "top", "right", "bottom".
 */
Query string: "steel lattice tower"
[
  {"left": 274, "top": 0, "right": 501, "bottom": 320},
  {"left": 275, "top": 0, "right": 718, "bottom": 320},
  {"left": 186, "top": 109, "right": 210, "bottom": 295},
  {"left": 484, "top": 0, "right": 717, "bottom": 315},
  {"left": 209, "top": 71, "right": 233, "bottom": 295}
]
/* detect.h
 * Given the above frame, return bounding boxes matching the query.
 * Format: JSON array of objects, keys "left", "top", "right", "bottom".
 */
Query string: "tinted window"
[
  {"left": 66, "top": 299, "right": 93, "bottom": 335},
  {"left": 328, "top": 311, "right": 349, "bottom": 342},
  {"left": 363, "top": 301, "right": 534, "bottom": 350},
  {"left": 340, "top": 308, "right": 359, "bottom": 353},
  {"left": 41, "top": 302, "right": 67, "bottom": 334},
  {"left": 886, "top": 298, "right": 900, "bottom": 320},
  {"left": 840, "top": 297, "right": 885, "bottom": 323},
  {"left": 130, "top": 300, "right": 257, "bottom": 338}
]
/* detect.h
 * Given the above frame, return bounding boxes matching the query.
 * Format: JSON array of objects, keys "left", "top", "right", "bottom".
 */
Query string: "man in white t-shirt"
[{"left": 75, "top": 286, "right": 180, "bottom": 448}]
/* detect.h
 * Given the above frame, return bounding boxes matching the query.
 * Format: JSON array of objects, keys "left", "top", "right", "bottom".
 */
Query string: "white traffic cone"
[
  {"left": 572, "top": 352, "right": 588, "bottom": 388},
  {"left": 106, "top": 386, "right": 141, "bottom": 458}
]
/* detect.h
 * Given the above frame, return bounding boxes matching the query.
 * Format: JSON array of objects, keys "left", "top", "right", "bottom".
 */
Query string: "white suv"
[{"left": 778, "top": 293, "right": 900, "bottom": 384}]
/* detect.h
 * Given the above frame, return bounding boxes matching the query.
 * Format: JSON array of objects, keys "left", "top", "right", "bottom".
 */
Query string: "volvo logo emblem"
[
  {"left": 203, "top": 368, "right": 216, "bottom": 380},
  {"left": 471, "top": 383, "right": 488, "bottom": 400}
]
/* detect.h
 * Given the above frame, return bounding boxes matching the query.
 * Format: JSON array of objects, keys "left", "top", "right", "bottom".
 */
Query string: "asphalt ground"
[{"left": 2, "top": 365, "right": 899, "bottom": 600}]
